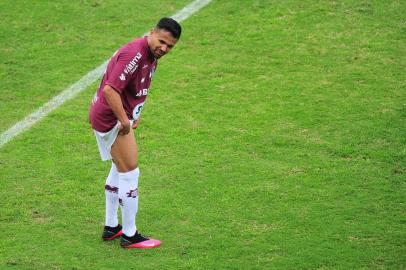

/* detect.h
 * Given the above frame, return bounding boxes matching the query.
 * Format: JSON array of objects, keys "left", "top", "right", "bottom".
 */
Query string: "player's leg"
[
  {"left": 111, "top": 128, "right": 139, "bottom": 235},
  {"left": 105, "top": 162, "right": 120, "bottom": 227},
  {"left": 110, "top": 128, "right": 138, "bottom": 173},
  {"left": 102, "top": 162, "right": 122, "bottom": 241},
  {"left": 110, "top": 129, "right": 160, "bottom": 248}
]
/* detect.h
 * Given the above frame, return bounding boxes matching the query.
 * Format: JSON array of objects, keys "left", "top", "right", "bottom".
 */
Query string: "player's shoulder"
[{"left": 120, "top": 37, "right": 149, "bottom": 57}]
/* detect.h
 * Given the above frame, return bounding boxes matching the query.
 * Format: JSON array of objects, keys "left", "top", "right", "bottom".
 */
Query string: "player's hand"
[
  {"left": 118, "top": 120, "right": 131, "bottom": 135},
  {"left": 132, "top": 118, "right": 141, "bottom": 129}
]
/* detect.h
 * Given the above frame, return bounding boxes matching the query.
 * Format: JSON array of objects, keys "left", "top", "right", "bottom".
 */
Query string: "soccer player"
[{"left": 89, "top": 18, "right": 181, "bottom": 249}]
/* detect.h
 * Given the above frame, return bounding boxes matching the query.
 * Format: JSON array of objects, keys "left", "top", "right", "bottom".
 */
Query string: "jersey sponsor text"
[{"left": 124, "top": 52, "right": 142, "bottom": 75}]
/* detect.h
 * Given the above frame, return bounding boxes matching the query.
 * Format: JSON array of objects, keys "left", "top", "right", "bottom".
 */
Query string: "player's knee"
[
  {"left": 121, "top": 159, "right": 138, "bottom": 172},
  {"left": 127, "top": 161, "right": 138, "bottom": 172},
  {"left": 113, "top": 160, "right": 137, "bottom": 173}
]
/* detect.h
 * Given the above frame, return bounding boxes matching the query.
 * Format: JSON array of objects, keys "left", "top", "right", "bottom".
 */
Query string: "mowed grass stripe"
[
  {"left": 0, "top": 0, "right": 189, "bottom": 132},
  {"left": 0, "top": 0, "right": 211, "bottom": 148}
]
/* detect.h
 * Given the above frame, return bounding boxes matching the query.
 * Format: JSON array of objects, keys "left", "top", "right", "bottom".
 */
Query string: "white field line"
[{"left": 0, "top": 0, "right": 211, "bottom": 149}]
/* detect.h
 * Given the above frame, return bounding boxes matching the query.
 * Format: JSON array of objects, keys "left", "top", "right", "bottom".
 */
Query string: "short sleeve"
[{"left": 106, "top": 49, "right": 143, "bottom": 93}]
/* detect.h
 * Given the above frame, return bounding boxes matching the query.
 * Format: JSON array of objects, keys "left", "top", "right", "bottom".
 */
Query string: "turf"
[{"left": 0, "top": 0, "right": 405, "bottom": 269}]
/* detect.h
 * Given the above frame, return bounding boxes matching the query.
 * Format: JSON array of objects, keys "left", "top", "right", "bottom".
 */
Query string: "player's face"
[{"left": 148, "top": 29, "right": 178, "bottom": 59}]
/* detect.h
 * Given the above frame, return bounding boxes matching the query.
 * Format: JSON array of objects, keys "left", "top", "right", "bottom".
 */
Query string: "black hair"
[{"left": 156, "top": 17, "right": 182, "bottom": 39}]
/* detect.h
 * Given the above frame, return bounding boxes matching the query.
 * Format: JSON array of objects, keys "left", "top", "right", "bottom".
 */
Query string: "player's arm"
[{"left": 103, "top": 85, "right": 131, "bottom": 135}]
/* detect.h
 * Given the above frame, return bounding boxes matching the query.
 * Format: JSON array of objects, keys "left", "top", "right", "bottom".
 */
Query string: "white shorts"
[{"left": 93, "top": 120, "right": 133, "bottom": 161}]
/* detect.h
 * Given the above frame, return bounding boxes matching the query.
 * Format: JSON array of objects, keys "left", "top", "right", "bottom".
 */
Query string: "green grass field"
[{"left": 0, "top": 0, "right": 405, "bottom": 269}]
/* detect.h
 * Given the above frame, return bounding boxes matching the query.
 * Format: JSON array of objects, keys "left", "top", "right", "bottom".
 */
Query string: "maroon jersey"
[{"left": 90, "top": 37, "right": 157, "bottom": 132}]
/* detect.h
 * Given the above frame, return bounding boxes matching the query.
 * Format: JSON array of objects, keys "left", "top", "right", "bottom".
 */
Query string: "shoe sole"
[{"left": 121, "top": 239, "right": 161, "bottom": 249}]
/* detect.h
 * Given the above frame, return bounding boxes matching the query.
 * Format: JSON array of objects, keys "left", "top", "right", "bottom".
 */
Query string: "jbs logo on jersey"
[
  {"left": 135, "top": 88, "right": 149, "bottom": 97},
  {"left": 124, "top": 52, "right": 142, "bottom": 75}
]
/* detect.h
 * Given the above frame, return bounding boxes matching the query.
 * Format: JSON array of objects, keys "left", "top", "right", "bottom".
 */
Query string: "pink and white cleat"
[{"left": 120, "top": 231, "right": 161, "bottom": 249}]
